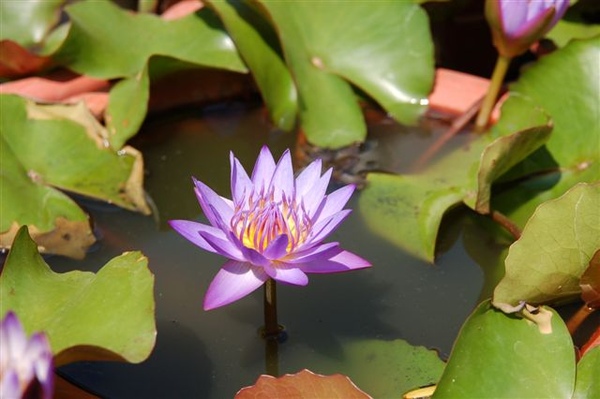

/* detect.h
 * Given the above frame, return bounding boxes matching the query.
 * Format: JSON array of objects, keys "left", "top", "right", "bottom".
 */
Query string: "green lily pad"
[
  {"left": 55, "top": 1, "right": 246, "bottom": 79},
  {"left": 492, "top": 36, "right": 600, "bottom": 228},
  {"left": 256, "top": 1, "right": 434, "bottom": 148},
  {"left": 0, "top": 94, "right": 150, "bottom": 257},
  {"left": 0, "top": 226, "right": 156, "bottom": 366},
  {"left": 433, "top": 300, "right": 575, "bottom": 399},
  {"left": 106, "top": 66, "right": 150, "bottom": 149},
  {"left": 0, "top": 0, "right": 65, "bottom": 49},
  {"left": 0, "top": 130, "right": 93, "bottom": 259},
  {"left": 573, "top": 346, "right": 600, "bottom": 399},
  {"left": 493, "top": 183, "right": 600, "bottom": 311},
  {"left": 207, "top": 0, "right": 297, "bottom": 131},
  {"left": 360, "top": 121, "right": 550, "bottom": 262},
  {"left": 53, "top": 0, "right": 247, "bottom": 148}
]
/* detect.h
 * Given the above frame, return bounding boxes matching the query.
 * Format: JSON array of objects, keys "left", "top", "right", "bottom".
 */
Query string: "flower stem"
[
  {"left": 264, "top": 336, "right": 280, "bottom": 377},
  {"left": 474, "top": 55, "right": 511, "bottom": 132},
  {"left": 490, "top": 210, "right": 522, "bottom": 241},
  {"left": 263, "top": 278, "right": 280, "bottom": 338},
  {"left": 566, "top": 303, "right": 596, "bottom": 336},
  {"left": 261, "top": 278, "right": 284, "bottom": 377}
]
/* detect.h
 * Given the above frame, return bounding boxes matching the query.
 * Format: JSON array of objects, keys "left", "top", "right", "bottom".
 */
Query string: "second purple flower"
[{"left": 170, "top": 146, "right": 371, "bottom": 310}]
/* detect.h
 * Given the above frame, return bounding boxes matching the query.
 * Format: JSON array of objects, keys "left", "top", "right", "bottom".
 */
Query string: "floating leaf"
[
  {"left": 573, "top": 346, "right": 600, "bottom": 399},
  {"left": 105, "top": 66, "right": 150, "bottom": 149},
  {"left": 256, "top": 1, "right": 434, "bottom": 148},
  {"left": 0, "top": 0, "right": 65, "bottom": 49},
  {"left": 0, "top": 133, "right": 93, "bottom": 259},
  {"left": 492, "top": 37, "right": 600, "bottom": 228},
  {"left": 433, "top": 300, "right": 575, "bottom": 399},
  {"left": 360, "top": 121, "right": 550, "bottom": 262},
  {"left": 0, "top": 227, "right": 156, "bottom": 366},
  {"left": 52, "top": 0, "right": 248, "bottom": 147},
  {"left": 493, "top": 183, "right": 600, "bottom": 311},
  {"left": 235, "top": 369, "right": 372, "bottom": 399},
  {"left": 55, "top": 1, "right": 246, "bottom": 79},
  {"left": 207, "top": 0, "right": 297, "bottom": 131},
  {"left": 0, "top": 94, "right": 150, "bottom": 257}
]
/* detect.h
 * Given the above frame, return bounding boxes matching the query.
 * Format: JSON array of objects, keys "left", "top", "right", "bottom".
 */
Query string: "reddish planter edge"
[{"left": 0, "top": 67, "right": 497, "bottom": 125}]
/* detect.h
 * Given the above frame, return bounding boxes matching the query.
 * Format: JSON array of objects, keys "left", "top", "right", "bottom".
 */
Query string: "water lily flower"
[
  {"left": 0, "top": 311, "right": 54, "bottom": 399},
  {"left": 485, "top": 0, "right": 569, "bottom": 58},
  {"left": 170, "top": 146, "right": 371, "bottom": 310}
]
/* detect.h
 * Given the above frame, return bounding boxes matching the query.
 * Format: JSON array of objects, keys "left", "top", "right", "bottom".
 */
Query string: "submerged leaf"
[
  {"left": 493, "top": 183, "right": 600, "bottom": 310},
  {"left": 0, "top": 226, "right": 156, "bottom": 366},
  {"left": 360, "top": 121, "right": 550, "bottom": 262},
  {"left": 433, "top": 300, "right": 575, "bottom": 399},
  {"left": 327, "top": 339, "right": 445, "bottom": 398},
  {"left": 256, "top": 1, "right": 434, "bottom": 148},
  {"left": 235, "top": 369, "right": 372, "bottom": 399}
]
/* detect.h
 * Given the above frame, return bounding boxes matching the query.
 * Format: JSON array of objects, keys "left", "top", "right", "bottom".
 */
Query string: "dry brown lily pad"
[{"left": 235, "top": 369, "right": 372, "bottom": 399}]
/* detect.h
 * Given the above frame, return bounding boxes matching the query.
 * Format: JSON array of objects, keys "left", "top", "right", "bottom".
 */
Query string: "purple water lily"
[
  {"left": 485, "top": 0, "right": 569, "bottom": 57},
  {"left": 0, "top": 311, "right": 54, "bottom": 399},
  {"left": 170, "top": 146, "right": 371, "bottom": 310}
]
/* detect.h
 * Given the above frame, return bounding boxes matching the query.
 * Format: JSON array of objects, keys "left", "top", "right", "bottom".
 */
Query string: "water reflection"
[{"left": 54, "top": 103, "right": 487, "bottom": 398}]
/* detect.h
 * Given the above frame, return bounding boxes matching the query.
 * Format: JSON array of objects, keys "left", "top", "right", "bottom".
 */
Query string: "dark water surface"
[{"left": 56, "top": 104, "right": 489, "bottom": 398}]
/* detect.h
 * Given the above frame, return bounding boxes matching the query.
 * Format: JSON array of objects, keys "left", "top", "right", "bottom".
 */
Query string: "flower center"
[{"left": 230, "top": 188, "right": 310, "bottom": 253}]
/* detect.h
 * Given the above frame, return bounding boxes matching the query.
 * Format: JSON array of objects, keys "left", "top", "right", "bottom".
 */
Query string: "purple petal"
[
  {"left": 230, "top": 152, "right": 253, "bottom": 204},
  {"left": 295, "top": 159, "right": 323, "bottom": 198},
  {"left": 263, "top": 234, "right": 289, "bottom": 260},
  {"left": 305, "top": 209, "right": 352, "bottom": 246},
  {"left": 298, "top": 250, "right": 371, "bottom": 273},
  {"left": 299, "top": 168, "right": 332, "bottom": 217},
  {"left": 312, "top": 184, "right": 355, "bottom": 225},
  {"left": 3, "top": 312, "right": 26, "bottom": 356},
  {"left": 263, "top": 264, "right": 309, "bottom": 286},
  {"left": 551, "top": 1, "right": 569, "bottom": 26},
  {"left": 285, "top": 242, "right": 343, "bottom": 264},
  {"left": 193, "top": 178, "right": 234, "bottom": 227},
  {"left": 240, "top": 246, "right": 271, "bottom": 268},
  {"left": 199, "top": 229, "right": 245, "bottom": 262},
  {"left": 500, "top": 0, "right": 528, "bottom": 36},
  {"left": 169, "top": 220, "right": 221, "bottom": 253},
  {"left": 203, "top": 261, "right": 267, "bottom": 310},
  {"left": 512, "top": 6, "right": 555, "bottom": 39},
  {"left": 28, "top": 334, "right": 53, "bottom": 399},
  {"left": 269, "top": 149, "right": 294, "bottom": 199},
  {"left": 251, "top": 146, "right": 276, "bottom": 191},
  {"left": 0, "top": 371, "right": 20, "bottom": 399}
]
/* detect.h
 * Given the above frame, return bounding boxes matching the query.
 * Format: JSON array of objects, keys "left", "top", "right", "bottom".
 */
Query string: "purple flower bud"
[
  {"left": 485, "top": 0, "right": 569, "bottom": 57},
  {"left": 169, "top": 146, "right": 371, "bottom": 310},
  {"left": 0, "top": 312, "right": 54, "bottom": 399}
]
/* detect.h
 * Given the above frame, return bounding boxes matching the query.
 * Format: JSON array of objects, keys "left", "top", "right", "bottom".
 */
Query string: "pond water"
[{"left": 55, "top": 102, "right": 493, "bottom": 398}]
